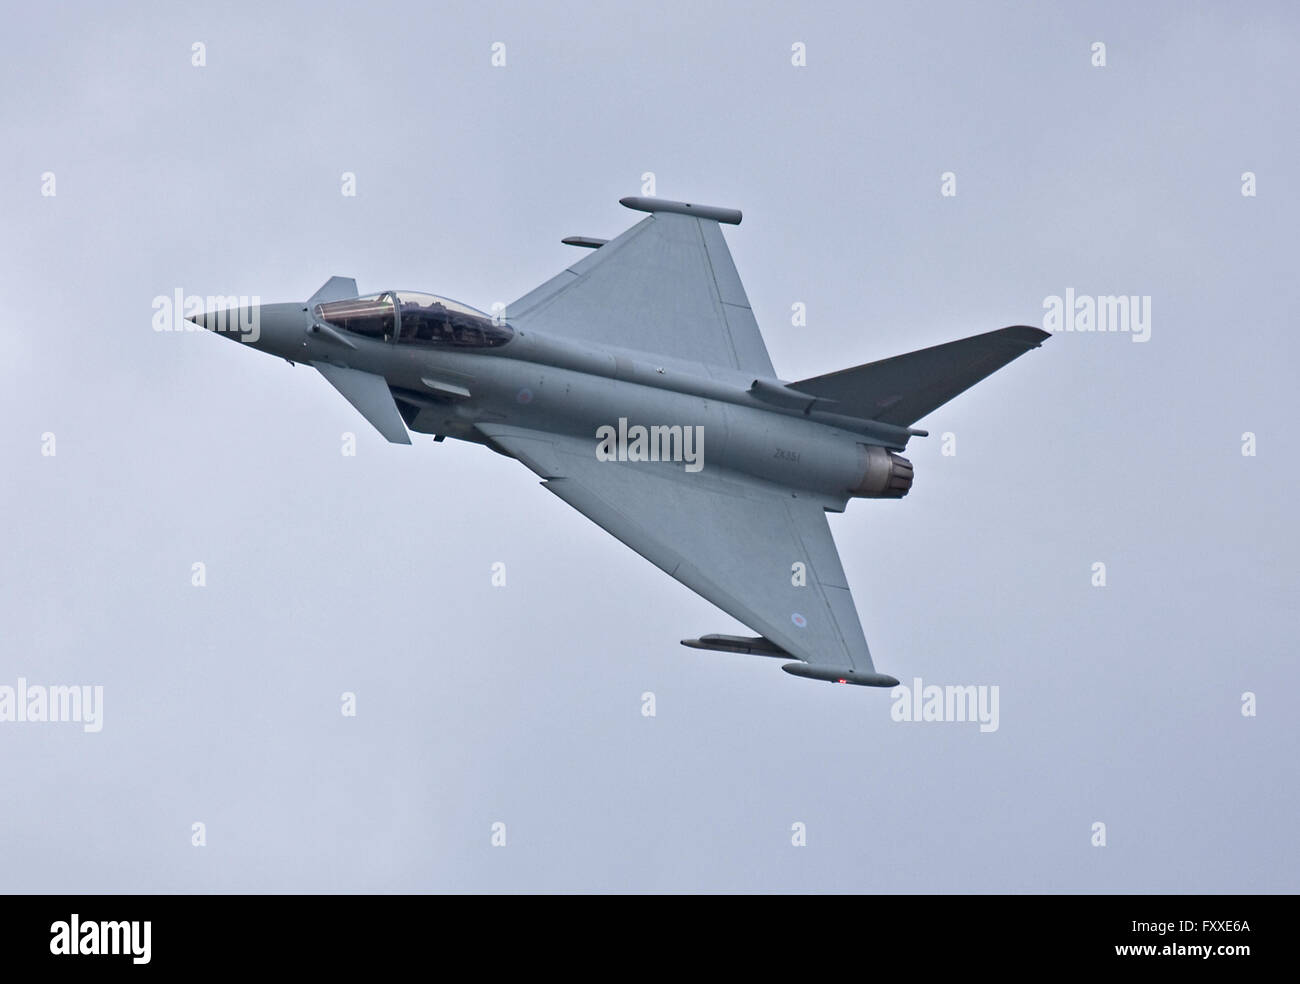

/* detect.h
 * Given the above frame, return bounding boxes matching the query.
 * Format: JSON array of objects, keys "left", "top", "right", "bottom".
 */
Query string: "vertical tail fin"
[{"left": 790, "top": 325, "right": 1049, "bottom": 427}]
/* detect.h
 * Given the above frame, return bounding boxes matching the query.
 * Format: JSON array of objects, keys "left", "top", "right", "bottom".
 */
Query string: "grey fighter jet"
[{"left": 191, "top": 197, "right": 1048, "bottom": 688}]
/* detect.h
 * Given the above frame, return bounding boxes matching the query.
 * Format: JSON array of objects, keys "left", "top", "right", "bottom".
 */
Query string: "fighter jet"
[{"left": 190, "top": 196, "right": 1048, "bottom": 687}]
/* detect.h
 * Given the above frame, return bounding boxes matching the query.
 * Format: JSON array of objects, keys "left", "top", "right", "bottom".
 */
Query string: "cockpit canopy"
[{"left": 314, "top": 291, "right": 513, "bottom": 348}]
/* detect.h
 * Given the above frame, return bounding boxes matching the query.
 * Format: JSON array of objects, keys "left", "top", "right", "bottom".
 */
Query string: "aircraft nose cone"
[
  {"left": 190, "top": 301, "right": 308, "bottom": 358},
  {"left": 187, "top": 307, "right": 247, "bottom": 338},
  {"left": 187, "top": 306, "right": 254, "bottom": 340}
]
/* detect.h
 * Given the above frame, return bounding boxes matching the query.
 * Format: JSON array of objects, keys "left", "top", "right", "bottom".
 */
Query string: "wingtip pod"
[
  {"left": 620, "top": 196, "right": 742, "bottom": 225},
  {"left": 781, "top": 662, "right": 900, "bottom": 688}
]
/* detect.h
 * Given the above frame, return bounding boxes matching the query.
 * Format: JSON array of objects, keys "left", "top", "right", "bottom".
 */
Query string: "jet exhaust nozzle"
[{"left": 851, "top": 445, "right": 913, "bottom": 498}]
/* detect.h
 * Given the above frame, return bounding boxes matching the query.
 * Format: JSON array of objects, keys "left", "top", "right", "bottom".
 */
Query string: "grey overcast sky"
[{"left": 1, "top": 0, "right": 1296, "bottom": 892}]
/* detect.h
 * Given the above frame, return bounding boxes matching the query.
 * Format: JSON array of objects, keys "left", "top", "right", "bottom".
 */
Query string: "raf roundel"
[
  {"left": 516, "top": 388, "right": 534, "bottom": 404},
  {"left": 791, "top": 613, "right": 808, "bottom": 628}
]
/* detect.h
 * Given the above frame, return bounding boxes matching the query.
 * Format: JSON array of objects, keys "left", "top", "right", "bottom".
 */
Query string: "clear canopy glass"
[
  {"left": 314, "top": 291, "right": 513, "bottom": 348},
  {"left": 314, "top": 292, "right": 395, "bottom": 339}
]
